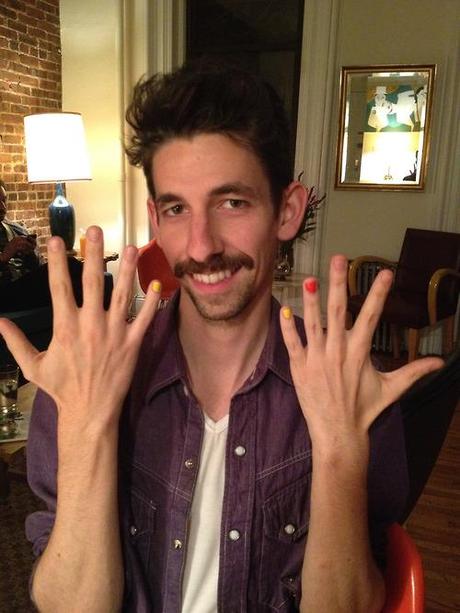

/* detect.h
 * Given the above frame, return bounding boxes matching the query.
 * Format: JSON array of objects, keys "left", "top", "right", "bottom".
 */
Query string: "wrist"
[{"left": 311, "top": 433, "right": 370, "bottom": 476}]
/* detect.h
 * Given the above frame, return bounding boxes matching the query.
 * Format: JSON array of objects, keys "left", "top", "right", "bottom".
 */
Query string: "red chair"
[
  {"left": 137, "top": 239, "right": 179, "bottom": 301},
  {"left": 382, "top": 523, "right": 425, "bottom": 613}
]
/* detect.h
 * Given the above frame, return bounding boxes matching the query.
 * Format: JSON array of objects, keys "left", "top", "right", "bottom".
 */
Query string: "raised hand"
[
  {"left": 0, "top": 226, "right": 161, "bottom": 429},
  {"left": 280, "top": 254, "right": 443, "bottom": 448},
  {"left": 281, "top": 255, "right": 443, "bottom": 611}
]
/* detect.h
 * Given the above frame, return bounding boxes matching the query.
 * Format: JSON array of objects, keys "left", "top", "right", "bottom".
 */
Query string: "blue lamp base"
[{"left": 49, "top": 183, "right": 76, "bottom": 253}]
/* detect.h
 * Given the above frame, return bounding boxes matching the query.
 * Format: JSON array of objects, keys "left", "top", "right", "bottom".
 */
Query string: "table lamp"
[{"left": 24, "top": 112, "right": 91, "bottom": 253}]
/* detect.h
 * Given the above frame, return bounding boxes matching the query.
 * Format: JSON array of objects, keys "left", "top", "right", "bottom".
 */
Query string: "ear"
[
  {"left": 276, "top": 181, "right": 308, "bottom": 242},
  {"left": 147, "top": 197, "right": 161, "bottom": 246}
]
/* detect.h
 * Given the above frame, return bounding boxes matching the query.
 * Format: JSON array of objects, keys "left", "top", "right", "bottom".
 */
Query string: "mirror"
[{"left": 335, "top": 65, "right": 435, "bottom": 190}]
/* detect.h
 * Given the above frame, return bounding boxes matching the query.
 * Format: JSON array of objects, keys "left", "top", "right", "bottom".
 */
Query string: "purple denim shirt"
[{"left": 26, "top": 294, "right": 408, "bottom": 612}]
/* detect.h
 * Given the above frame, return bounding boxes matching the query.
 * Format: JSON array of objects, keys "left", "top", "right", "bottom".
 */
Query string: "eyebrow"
[
  {"left": 155, "top": 182, "right": 259, "bottom": 208},
  {"left": 208, "top": 182, "right": 259, "bottom": 199}
]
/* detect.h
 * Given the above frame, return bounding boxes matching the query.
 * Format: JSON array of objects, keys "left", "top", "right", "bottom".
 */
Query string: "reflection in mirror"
[{"left": 335, "top": 65, "right": 435, "bottom": 190}]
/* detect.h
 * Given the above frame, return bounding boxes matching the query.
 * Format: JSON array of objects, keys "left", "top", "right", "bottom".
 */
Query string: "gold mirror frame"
[{"left": 335, "top": 64, "right": 436, "bottom": 191}]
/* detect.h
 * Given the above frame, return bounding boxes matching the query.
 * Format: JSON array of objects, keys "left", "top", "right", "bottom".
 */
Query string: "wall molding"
[{"left": 293, "top": 0, "right": 341, "bottom": 277}]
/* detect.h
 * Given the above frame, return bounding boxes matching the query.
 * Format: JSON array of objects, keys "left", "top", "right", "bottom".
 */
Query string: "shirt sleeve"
[{"left": 25, "top": 389, "right": 58, "bottom": 558}]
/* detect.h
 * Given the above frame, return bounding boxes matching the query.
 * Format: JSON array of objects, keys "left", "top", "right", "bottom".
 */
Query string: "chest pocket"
[
  {"left": 259, "top": 474, "right": 311, "bottom": 611},
  {"left": 127, "top": 486, "right": 157, "bottom": 575}
]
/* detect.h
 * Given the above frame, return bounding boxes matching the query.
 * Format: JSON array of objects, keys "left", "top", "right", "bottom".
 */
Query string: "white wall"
[
  {"left": 60, "top": 0, "right": 126, "bottom": 275},
  {"left": 319, "top": 0, "right": 460, "bottom": 279}
]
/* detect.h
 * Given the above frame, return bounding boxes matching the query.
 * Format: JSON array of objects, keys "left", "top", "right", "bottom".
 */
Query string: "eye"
[
  {"left": 222, "top": 198, "right": 247, "bottom": 210},
  {"left": 163, "top": 203, "right": 185, "bottom": 217}
]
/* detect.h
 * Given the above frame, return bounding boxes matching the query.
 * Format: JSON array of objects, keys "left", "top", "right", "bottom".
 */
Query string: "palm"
[
  {"left": 0, "top": 229, "right": 161, "bottom": 426},
  {"left": 281, "top": 256, "right": 443, "bottom": 445}
]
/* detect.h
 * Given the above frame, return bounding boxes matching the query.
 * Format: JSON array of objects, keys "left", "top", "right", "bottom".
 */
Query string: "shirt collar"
[
  {"left": 143, "top": 291, "right": 187, "bottom": 401},
  {"left": 239, "top": 297, "right": 298, "bottom": 392}
]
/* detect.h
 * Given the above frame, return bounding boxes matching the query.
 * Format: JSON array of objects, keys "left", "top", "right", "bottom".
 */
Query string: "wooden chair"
[
  {"left": 382, "top": 523, "right": 424, "bottom": 613},
  {"left": 348, "top": 228, "right": 460, "bottom": 362},
  {"left": 137, "top": 239, "right": 179, "bottom": 303}
]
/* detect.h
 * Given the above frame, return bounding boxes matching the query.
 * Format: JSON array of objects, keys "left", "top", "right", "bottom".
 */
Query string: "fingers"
[
  {"left": 0, "top": 318, "right": 39, "bottom": 379},
  {"left": 47, "top": 235, "right": 78, "bottom": 327},
  {"left": 108, "top": 245, "right": 140, "bottom": 325},
  {"left": 280, "top": 305, "right": 306, "bottom": 363},
  {"left": 82, "top": 226, "right": 105, "bottom": 313},
  {"left": 383, "top": 356, "right": 444, "bottom": 404},
  {"left": 326, "top": 255, "right": 348, "bottom": 349},
  {"left": 351, "top": 269, "right": 393, "bottom": 348},
  {"left": 130, "top": 279, "right": 162, "bottom": 340},
  {"left": 302, "top": 276, "right": 324, "bottom": 349}
]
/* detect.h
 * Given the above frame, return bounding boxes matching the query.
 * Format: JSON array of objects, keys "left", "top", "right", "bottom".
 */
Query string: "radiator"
[{"left": 355, "top": 262, "right": 393, "bottom": 353}]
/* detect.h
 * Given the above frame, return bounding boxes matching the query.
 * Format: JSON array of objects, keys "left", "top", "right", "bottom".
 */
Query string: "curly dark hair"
[{"left": 125, "top": 59, "right": 293, "bottom": 213}]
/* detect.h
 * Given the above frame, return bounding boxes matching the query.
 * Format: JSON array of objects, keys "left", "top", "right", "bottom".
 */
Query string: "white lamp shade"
[{"left": 24, "top": 112, "right": 92, "bottom": 183}]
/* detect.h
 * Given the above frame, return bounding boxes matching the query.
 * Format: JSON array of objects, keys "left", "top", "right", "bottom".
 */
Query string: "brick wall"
[{"left": 0, "top": 0, "right": 61, "bottom": 251}]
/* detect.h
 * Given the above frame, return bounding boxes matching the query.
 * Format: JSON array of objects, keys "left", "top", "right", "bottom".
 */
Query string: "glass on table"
[
  {"left": 0, "top": 364, "right": 20, "bottom": 421},
  {"left": 0, "top": 418, "right": 18, "bottom": 440}
]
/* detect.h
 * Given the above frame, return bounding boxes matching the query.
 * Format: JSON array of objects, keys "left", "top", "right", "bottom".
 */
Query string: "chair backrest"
[
  {"left": 382, "top": 523, "right": 425, "bottom": 613},
  {"left": 137, "top": 239, "right": 179, "bottom": 298},
  {"left": 394, "top": 228, "right": 460, "bottom": 310}
]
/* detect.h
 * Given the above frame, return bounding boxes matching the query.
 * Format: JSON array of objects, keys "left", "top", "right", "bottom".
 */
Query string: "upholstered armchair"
[{"left": 347, "top": 228, "right": 460, "bottom": 362}]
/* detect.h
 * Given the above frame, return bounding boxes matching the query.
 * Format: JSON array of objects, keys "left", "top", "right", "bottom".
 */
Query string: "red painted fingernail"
[{"left": 304, "top": 279, "right": 317, "bottom": 293}]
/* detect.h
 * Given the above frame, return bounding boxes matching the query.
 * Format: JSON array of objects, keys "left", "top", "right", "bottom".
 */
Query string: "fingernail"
[
  {"left": 47, "top": 236, "right": 61, "bottom": 252},
  {"left": 124, "top": 245, "right": 138, "bottom": 261},
  {"left": 151, "top": 280, "right": 162, "bottom": 293},
  {"left": 87, "top": 226, "right": 101, "bottom": 241},
  {"left": 304, "top": 279, "right": 317, "bottom": 293},
  {"left": 281, "top": 306, "right": 292, "bottom": 320}
]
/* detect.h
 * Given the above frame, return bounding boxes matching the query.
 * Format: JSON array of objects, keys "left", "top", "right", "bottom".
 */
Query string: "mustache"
[{"left": 174, "top": 253, "right": 254, "bottom": 278}]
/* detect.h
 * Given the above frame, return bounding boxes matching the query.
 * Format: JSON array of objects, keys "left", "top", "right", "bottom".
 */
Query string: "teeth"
[{"left": 193, "top": 270, "right": 233, "bottom": 285}]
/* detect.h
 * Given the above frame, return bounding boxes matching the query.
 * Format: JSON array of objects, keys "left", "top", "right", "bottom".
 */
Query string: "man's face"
[{"left": 150, "top": 134, "right": 282, "bottom": 322}]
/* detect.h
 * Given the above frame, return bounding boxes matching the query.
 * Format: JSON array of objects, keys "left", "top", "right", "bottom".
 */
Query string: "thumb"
[
  {"left": 0, "top": 318, "right": 40, "bottom": 377},
  {"left": 383, "top": 356, "right": 444, "bottom": 402}
]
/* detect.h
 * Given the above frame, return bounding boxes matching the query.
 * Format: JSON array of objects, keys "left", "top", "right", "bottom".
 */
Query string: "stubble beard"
[
  {"left": 175, "top": 252, "right": 258, "bottom": 322},
  {"left": 183, "top": 276, "right": 256, "bottom": 322}
]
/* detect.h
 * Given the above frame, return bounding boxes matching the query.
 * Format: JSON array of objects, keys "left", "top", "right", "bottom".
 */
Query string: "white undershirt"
[{"left": 181, "top": 412, "right": 229, "bottom": 613}]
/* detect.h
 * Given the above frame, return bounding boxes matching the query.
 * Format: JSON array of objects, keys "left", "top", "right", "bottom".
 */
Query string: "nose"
[{"left": 185, "top": 211, "right": 224, "bottom": 263}]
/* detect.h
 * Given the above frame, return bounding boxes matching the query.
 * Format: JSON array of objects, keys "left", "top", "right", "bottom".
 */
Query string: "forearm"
[
  {"left": 300, "top": 438, "right": 385, "bottom": 613},
  {"left": 32, "top": 418, "right": 124, "bottom": 613}
]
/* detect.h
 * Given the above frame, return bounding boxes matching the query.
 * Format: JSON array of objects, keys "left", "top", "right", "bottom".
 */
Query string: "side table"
[{"left": 0, "top": 382, "right": 37, "bottom": 501}]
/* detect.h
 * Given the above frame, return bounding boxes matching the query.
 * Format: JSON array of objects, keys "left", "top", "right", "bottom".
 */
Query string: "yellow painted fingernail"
[
  {"left": 282, "top": 306, "right": 292, "bottom": 320},
  {"left": 151, "top": 280, "right": 162, "bottom": 293}
]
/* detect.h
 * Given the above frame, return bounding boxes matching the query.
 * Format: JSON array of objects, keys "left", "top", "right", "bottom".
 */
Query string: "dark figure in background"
[{"left": 0, "top": 181, "right": 83, "bottom": 312}]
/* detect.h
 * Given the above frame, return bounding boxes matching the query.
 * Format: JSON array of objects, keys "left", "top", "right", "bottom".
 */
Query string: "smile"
[{"left": 191, "top": 269, "right": 233, "bottom": 285}]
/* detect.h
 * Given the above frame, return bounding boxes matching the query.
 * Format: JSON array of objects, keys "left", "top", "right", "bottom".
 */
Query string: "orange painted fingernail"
[
  {"left": 151, "top": 280, "right": 162, "bottom": 293},
  {"left": 304, "top": 279, "right": 317, "bottom": 293},
  {"left": 282, "top": 306, "right": 292, "bottom": 320}
]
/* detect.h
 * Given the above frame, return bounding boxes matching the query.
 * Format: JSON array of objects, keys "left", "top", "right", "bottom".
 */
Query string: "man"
[
  {"left": 0, "top": 61, "right": 441, "bottom": 612},
  {"left": 0, "top": 180, "right": 40, "bottom": 302},
  {"left": 0, "top": 180, "right": 84, "bottom": 312}
]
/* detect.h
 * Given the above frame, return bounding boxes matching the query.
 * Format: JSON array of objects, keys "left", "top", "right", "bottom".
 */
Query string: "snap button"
[
  {"left": 184, "top": 458, "right": 194, "bottom": 469},
  {"left": 234, "top": 445, "right": 246, "bottom": 457},
  {"left": 129, "top": 525, "right": 137, "bottom": 536},
  {"left": 173, "top": 539, "right": 183, "bottom": 550},
  {"left": 228, "top": 529, "right": 241, "bottom": 541},
  {"left": 284, "top": 523, "right": 296, "bottom": 535}
]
